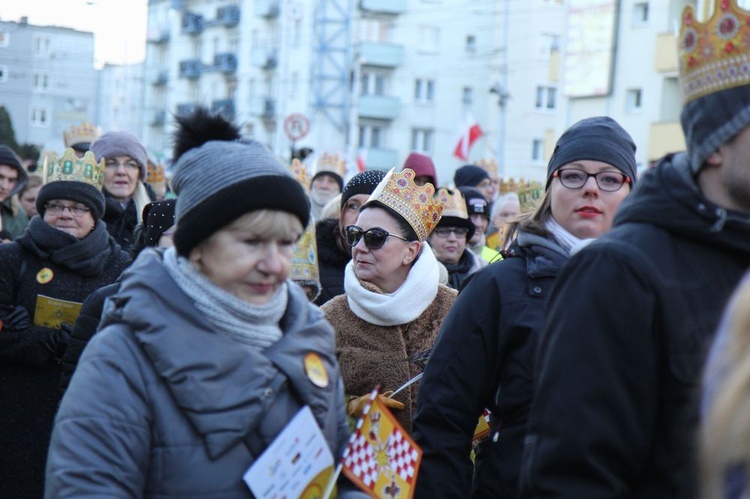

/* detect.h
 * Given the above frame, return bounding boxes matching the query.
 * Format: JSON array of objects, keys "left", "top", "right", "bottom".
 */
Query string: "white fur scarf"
[{"left": 344, "top": 242, "right": 440, "bottom": 326}]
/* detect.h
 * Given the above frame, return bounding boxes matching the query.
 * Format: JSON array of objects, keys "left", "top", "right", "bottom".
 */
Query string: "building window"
[
  {"left": 466, "top": 35, "right": 476, "bottom": 53},
  {"left": 291, "top": 71, "right": 299, "bottom": 99},
  {"left": 293, "top": 20, "right": 302, "bottom": 47},
  {"left": 32, "top": 72, "right": 49, "bottom": 91},
  {"left": 539, "top": 33, "right": 561, "bottom": 58},
  {"left": 411, "top": 128, "right": 434, "bottom": 154},
  {"left": 633, "top": 2, "right": 649, "bottom": 27},
  {"left": 361, "top": 71, "right": 387, "bottom": 96},
  {"left": 535, "top": 85, "right": 557, "bottom": 110},
  {"left": 34, "top": 36, "right": 50, "bottom": 55},
  {"left": 359, "top": 123, "right": 386, "bottom": 149},
  {"left": 30, "top": 107, "right": 49, "bottom": 127},
  {"left": 0, "top": 65, "right": 7, "bottom": 83},
  {"left": 626, "top": 88, "right": 643, "bottom": 112},
  {"left": 418, "top": 25, "right": 440, "bottom": 54},
  {"left": 414, "top": 78, "right": 435, "bottom": 103},
  {"left": 532, "top": 139, "right": 544, "bottom": 163},
  {"left": 360, "top": 18, "right": 393, "bottom": 42},
  {"left": 462, "top": 87, "right": 473, "bottom": 105}
]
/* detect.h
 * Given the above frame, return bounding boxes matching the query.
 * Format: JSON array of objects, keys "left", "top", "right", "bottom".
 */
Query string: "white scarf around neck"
[
  {"left": 546, "top": 217, "right": 582, "bottom": 254},
  {"left": 345, "top": 241, "right": 440, "bottom": 326}
]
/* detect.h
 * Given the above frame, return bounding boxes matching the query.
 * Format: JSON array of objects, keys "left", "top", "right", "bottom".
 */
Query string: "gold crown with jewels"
[
  {"left": 291, "top": 221, "right": 319, "bottom": 283},
  {"left": 43, "top": 148, "right": 105, "bottom": 190},
  {"left": 477, "top": 158, "right": 498, "bottom": 180},
  {"left": 435, "top": 188, "right": 469, "bottom": 220},
  {"left": 288, "top": 158, "right": 310, "bottom": 193},
  {"left": 679, "top": 0, "right": 750, "bottom": 104},
  {"left": 62, "top": 122, "right": 102, "bottom": 148},
  {"left": 313, "top": 152, "right": 347, "bottom": 178},
  {"left": 367, "top": 168, "right": 444, "bottom": 241}
]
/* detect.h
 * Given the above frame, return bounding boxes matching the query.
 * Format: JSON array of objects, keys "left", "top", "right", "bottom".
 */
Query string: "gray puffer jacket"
[{"left": 45, "top": 250, "right": 356, "bottom": 498}]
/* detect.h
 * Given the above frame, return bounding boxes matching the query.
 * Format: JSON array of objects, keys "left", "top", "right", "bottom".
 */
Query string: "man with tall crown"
[
  {"left": 520, "top": 1, "right": 750, "bottom": 497},
  {"left": 306, "top": 152, "right": 346, "bottom": 221}
]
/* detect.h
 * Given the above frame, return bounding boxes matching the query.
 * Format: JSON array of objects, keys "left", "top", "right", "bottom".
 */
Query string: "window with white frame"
[
  {"left": 361, "top": 71, "right": 387, "bottom": 96},
  {"left": 532, "top": 139, "right": 544, "bottom": 163},
  {"left": 462, "top": 86, "right": 473, "bottom": 105},
  {"left": 418, "top": 25, "right": 440, "bottom": 54},
  {"left": 414, "top": 78, "right": 435, "bottom": 103},
  {"left": 359, "top": 19, "right": 393, "bottom": 43},
  {"left": 411, "top": 128, "right": 434, "bottom": 154},
  {"left": 34, "top": 36, "right": 49, "bottom": 55},
  {"left": 535, "top": 85, "right": 557, "bottom": 110},
  {"left": 359, "top": 122, "right": 386, "bottom": 149},
  {"left": 632, "top": 2, "right": 649, "bottom": 27},
  {"left": 626, "top": 88, "right": 643, "bottom": 112},
  {"left": 33, "top": 72, "right": 49, "bottom": 91},
  {"left": 466, "top": 35, "right": 476, "bottom": 53},
  {"left": 539, "top": 33, "right": 561, "bottom": 58},
  {"left": 30, "top": 107, "right": 49, "bottom": 126}
]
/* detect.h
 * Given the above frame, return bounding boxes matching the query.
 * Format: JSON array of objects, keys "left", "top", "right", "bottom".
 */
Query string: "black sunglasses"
[{"left": 345, "top": 225, "right": 409, "bottom": 250}]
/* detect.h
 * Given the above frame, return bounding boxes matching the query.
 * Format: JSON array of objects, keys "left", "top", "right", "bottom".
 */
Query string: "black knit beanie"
[
  {"left": 36, "top": 180, "right": 106, "bottom": 221},
  {"left": 0, "top": 145, "right": 28, "bottom": 196},
  {"left": 340, "top": 169, "right": 387, "bottom": 208},
  {"left": 546, "top": 116, "right": 637, "bottom": 188},
  {"left": 171, "top": 108, "right": 310, "bottom": 256},
  {"left": 454, "top": 164, "right": 490, "bottom": 189},
  {"left": 459, "top": 186, "right": 490, "bottom": 220}
]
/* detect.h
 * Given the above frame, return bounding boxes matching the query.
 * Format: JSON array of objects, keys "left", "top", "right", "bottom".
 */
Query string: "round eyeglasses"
[
  {"left": 345, "top": 225, "right": 409, "bottom": 250},
  {"left": 553, "top": 169, "right": 631, "bottom": 192}
]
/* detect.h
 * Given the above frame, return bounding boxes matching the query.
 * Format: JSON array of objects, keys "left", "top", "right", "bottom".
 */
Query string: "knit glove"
[
  {"left": 41, "top": 323, "right": 73, "bottom": 364},
  {"left": 0, "top": 305, "right": 32, "bottom": 332},
  {"left": 347, "top": 391, "right": 405, "bottom": 418}
]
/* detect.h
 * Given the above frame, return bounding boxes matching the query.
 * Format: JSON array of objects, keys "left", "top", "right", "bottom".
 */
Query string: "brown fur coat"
[{"left": 322, "top": 284, "right": 457, "bottom": 433}]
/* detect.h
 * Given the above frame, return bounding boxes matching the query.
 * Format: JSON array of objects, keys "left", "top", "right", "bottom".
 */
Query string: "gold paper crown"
[
  {"left": 517, "top": 181, "right": 543, "bottom": 212},
  {"left": 367, "top": 168, "right": 444, "bottom": 241},
  {"left": 435, "top": 188, "right": 469, "bottom": 220},
  {"left": 679, "top": 0, "right": 750, "bottom": 104},
  {"left": 291, "top": 221, "right": 320, "bottom": 283},
  {"left": 63, "top": 123, "right": 102, "bottom": 148},
  {"left": 43, "top": 148, "right": 105, "bottom": 190},
  {"left": 477, "top": 158, "right": 499, "bottom": 180},
  {"left": 146, "top": 161, "right": 166, "bottom": 185},
  {"left": 313, "top": 152, "right": 347, "bottom": 178},
  {"left": 288, "top": 158, "right": 310, "bottom": 193}
]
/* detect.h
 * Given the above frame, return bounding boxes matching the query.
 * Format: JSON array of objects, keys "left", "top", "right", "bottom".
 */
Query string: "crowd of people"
[{"left": 3, "top": 2, "right": 750, "bottom": 497}]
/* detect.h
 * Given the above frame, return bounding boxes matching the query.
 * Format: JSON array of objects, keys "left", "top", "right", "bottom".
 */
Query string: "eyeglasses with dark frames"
[
  {"left": 553, "top": 169, "right": 631, "bottom": 192},
  {"left": 345, "top": 225, "right": 409, "bottom": 250},
  {"left": 432, "top": 227, "right": 470, "bottom": 238},
  {"left": 45, "top": 202, "right": 91, "bottom": 217}
]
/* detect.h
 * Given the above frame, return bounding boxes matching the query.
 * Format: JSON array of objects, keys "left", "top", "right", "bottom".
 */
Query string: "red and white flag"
[
  {"left": 340, "top": 387, "right": 422, "bottom": 498},
  {"left": 453, "top": 113, "right": 484, "bottom": 161},
  {"left": 357, "top": 148, "right": 368, "bottom": 172}
]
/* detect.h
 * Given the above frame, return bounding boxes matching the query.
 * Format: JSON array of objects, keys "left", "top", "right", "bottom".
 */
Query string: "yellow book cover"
[{"left": 34, "top": 294, "right": 83, "bottom": 328}]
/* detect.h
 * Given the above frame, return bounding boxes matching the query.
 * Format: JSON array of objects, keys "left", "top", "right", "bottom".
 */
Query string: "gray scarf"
[{"left": 163, "top": 248, "right": 287, "bottom": 350}]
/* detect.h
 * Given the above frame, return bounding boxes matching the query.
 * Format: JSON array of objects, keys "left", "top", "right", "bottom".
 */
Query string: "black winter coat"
[
  {"left": 413, "top": 232, "right": 569, "bottom": 498},
  {"left": 314, "top": 217, "right": 351, "bottom": 306},
  {"left": 0, "top": 219, "right": 130, "bottom": 498},
  {"left": 520, "top": 154, "right": 750, "bottom": 498}
]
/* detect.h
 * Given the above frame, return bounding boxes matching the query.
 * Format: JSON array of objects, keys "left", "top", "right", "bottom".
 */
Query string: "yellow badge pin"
[
  {"left": 304, "top": 352, "right": 329, "bottom": 388},
  {"left": 36, "top": 268, "right": 54, "bottom": 284}
]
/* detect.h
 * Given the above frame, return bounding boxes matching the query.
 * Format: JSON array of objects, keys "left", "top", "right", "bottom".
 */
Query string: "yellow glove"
[{"left": 347, "top": 391, "right": 405, "bottom": 418}]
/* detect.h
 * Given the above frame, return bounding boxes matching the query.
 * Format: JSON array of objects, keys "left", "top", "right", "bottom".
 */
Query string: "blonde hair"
[
  {"left": 700, "top": 277, "right": 750, "bottom": 498},
  {"left": 321, "top": 193, "right": 342, "bottom": 220},
  {"left": 221, "top": 209, "right": 304, "bottom": 241},
  {"left": 501, "top": 190, "right": 551, "bottom": 249}
]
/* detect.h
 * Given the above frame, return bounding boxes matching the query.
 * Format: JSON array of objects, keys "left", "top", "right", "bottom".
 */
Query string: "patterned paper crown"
[
  {"left": 435, "top": 188, "right": 469, "bottom": 220},
  {"left": 367, "top": 168, "right": 444, "bottom": 241},
  {"left": 518, "top": 180, "right": 543, "bottom": 212},
  {"left": 288, "top": 158, "right": 310, "bottom": 193},
  {"left": 477, "top": 158, "right": 499, "bottom": 180},
  {"left": 679, "top": 0, "right": 750, "bottom": 104},
  {"left": 313, "top": 152, "right": 347, "bottom": 178},
  {"left": 43, "top": 148, "right": 105, "bottom": 190},
  {"left": 146, "top": 160, "right": 166, "bottom": 185},
  {"left": 62, "top": 122, "right": 102, "bottom": 148},
  {"left": 291, "top": 221, "right": 320, "bottom": 283}
]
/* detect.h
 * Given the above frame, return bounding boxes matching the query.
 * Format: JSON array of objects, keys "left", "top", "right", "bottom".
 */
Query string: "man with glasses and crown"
[{"left": 519, "top": 1, "right": 750, "bottom": 497}]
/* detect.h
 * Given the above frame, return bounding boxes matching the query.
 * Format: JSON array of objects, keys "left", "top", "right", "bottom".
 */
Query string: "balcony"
[
  {"left": 358, "top": 95, "right": 400, "bottom": 120},
  {"left": 182, "top": 12, "right": 204, "bottom": 35},
  {"left": 150, "top": 109, "right": 166, "bottom": 127},
  {"left": 359, "top": 42, "right": 404, "bottom": 68},
  {"left": 176, "top": 103, "right": 197, "bottom": 117},
  {"left": 655, "top": 32, "right": 678, "bottom": 73},
  {"left": 251, "top": 47, "right": 277, "bottom": 70},
  {"left": 211, "top": 99, "right": 235, "bottom": 120},
  {"left": 152, "top": 70, "right": 168, "bottom": 86},
  {"left": 361, "top": 149, "right": 397, "bottom": 170},
  {"left": 359, "top": 0, "right": 406, "bottom": 15},
  {"left": 146, "top": 28, "right": 170, "bottom": 44},
  {"left": 249, "top": 96, "right": 275, "bottom": 118},
  {"left": 255, "top": 0, "right": 280, "bottom": 18},
  {"left": 216, "top": 5, "right": 240, "bottom": 27},
  {"left": 179, "top": 59, "right": 203, "bottom": 79},
  {"left": 213, "top": 53, "right": 238, "bottom": 74},
  {"left": 648, "top": 121, "right": 686, "bottom": 161}
]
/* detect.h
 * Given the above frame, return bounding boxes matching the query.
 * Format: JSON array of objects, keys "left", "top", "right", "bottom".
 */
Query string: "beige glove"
[{"left": 347, "top": 391, "right": 405, "bottom": 418}]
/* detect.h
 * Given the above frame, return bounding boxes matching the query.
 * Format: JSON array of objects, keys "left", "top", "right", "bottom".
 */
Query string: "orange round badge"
[
  {"left": 304, "top": 352, "right": 329, "bottom": 388},
  {"left": 36, "top": 268, "right": 54, "bottom": 284}
]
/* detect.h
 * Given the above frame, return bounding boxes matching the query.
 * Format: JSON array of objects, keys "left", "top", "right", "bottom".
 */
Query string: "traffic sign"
[{"left": 284, "top": 113, "right": 310, "bottom": 141}]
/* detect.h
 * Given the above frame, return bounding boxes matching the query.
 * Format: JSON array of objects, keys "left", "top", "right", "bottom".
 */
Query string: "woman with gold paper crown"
[
  {"left": 322, "top": 168, "right": 457, "bottom": 433},
  {"left": 0, "top": 148, "right": 130, "bottom": 498}
]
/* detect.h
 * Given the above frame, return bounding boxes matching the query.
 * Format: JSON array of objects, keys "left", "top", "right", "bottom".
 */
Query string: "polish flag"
[
  {"left": 357, "top": 148, "right": 367, "bottom": 172},
  {"left": 453, "top": 113, "right": 484, "bottom": 161}
]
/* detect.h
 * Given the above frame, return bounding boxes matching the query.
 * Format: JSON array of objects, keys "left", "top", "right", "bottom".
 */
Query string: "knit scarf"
[
  {"left": 545, "top": 217, "right": 582, "bottom": 254},
  {"left": 163, "top": 248, "right": 287, "bottom": 350},
  {"left": 344, "top": 242, "right": 440, "bottom": 326},
  {"left": 16, "top": 217, "right": 114, "bottom": 276}
]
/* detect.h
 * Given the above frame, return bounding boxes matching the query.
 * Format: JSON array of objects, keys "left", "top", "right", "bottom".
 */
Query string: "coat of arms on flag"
[{"left": 339, "top": 387, "right": 422, "bottom": 498}]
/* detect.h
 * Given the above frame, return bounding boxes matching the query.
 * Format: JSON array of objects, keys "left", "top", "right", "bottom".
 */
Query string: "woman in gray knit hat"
[{"left": 46, "top": 108, "right": 366, "bottom": 498}]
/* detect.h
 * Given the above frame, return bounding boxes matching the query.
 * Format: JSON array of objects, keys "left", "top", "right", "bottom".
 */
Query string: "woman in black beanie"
[{"left": 0, "top": 148, "right": 130, "bottom": 498}]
